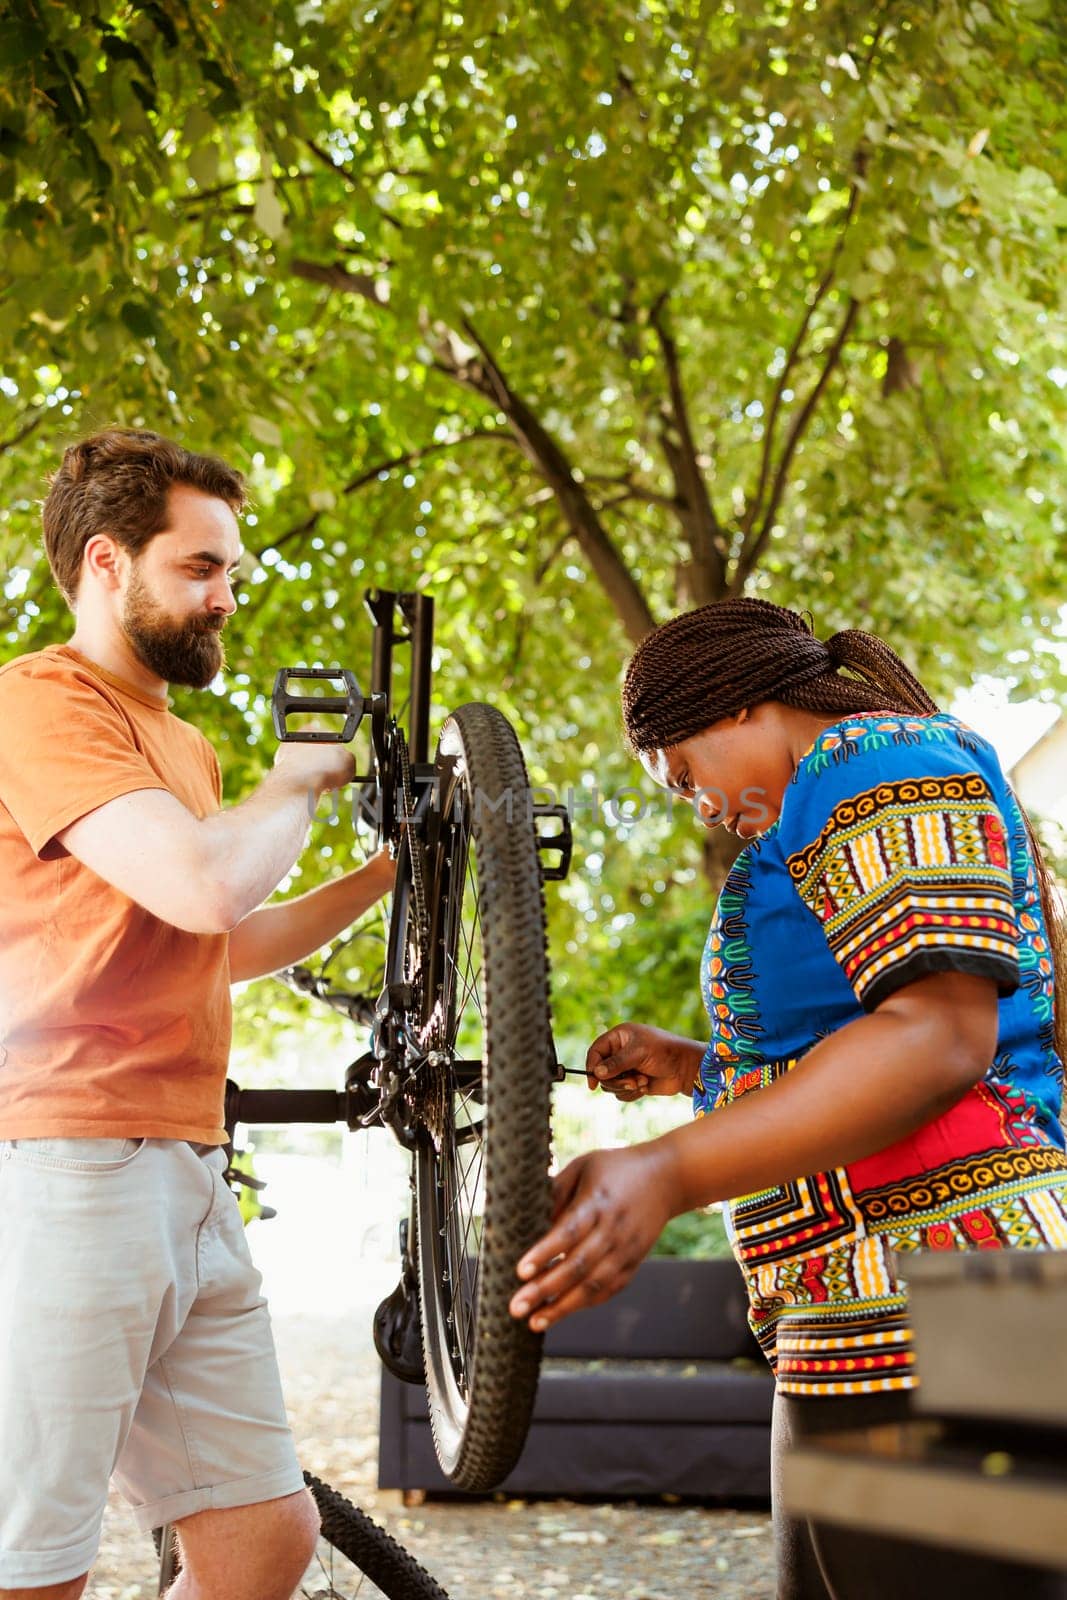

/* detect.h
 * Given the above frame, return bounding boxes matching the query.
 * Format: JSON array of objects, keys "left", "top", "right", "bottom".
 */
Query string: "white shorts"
[{"left": 0, "top": 1136, "right": 305, "bottom": 1588}]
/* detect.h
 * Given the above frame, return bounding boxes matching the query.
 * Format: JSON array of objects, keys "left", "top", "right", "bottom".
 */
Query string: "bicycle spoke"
[
  {"left": 434, "top": 1107, "right": 467, "bottom": 1368},
  {"left": 455, "top": 867, "right": 484, "bottom": 1023},
  {"left": 451, "top": 1161, "right": 482, "bottom": 1268},
  {"left": 446, "top": 908, "right": 483, "bottom": 1036},
  {"left": 459, "top": 1249, "right": 480, "bottom": 1365},
  {"left": 445, "top": 1126, "right": 484, "bottom": 1371},
  {"left": 432, "top": 1100, "right": 483, "bottom": 1386},
  {"left": 440, "top": 851, "right": 483, "bottom": 1042},
  {"left": 455, "top": 1078, "right": 482, "bottom": 1124},
  {"left": 434, "top": 1002, "right": 486, "bottom": 1390},
  {"left": 302, "top": 1536, "right": 368, "bottom": 1598}
]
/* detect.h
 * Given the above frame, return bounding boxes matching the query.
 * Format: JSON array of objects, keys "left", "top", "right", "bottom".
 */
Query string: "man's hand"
[
  {"left": 585, "top": 1023, "right": 702, "bottom": 1101},
  {"left": 272, "top": 739, "right": 355, "bottom": 798},
  {"left": 508, "top": 1143, "right": 682, "bottom": 1331},
  {"left": 358, "top": 846, "right": 396, "bottom": 894}
]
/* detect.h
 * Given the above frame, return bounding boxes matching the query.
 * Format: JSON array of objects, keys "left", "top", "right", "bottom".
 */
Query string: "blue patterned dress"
[{"left": 694, "top": 710, "right": 1067, "bottom": 1397}]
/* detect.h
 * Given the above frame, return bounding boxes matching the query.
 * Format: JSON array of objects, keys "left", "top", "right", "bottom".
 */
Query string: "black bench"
[{"left": 378, "top": 1256, "right": 774, "bottom": 1498}]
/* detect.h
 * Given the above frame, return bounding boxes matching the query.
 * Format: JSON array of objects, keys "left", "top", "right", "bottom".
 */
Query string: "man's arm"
[
  {"left": 55, "top": 742, "right": 353, "bottom": 935},
  {"left": 228, "top": 850, "right": 395, "bottom": 983}
]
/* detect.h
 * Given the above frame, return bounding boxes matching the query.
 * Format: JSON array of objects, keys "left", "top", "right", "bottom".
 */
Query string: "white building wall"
[{"left": 1011, "top": 717, "right": 1067, "bottom": 829}]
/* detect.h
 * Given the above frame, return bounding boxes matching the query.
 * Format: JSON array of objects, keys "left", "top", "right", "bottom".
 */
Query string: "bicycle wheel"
[
  {"left": 388, "top": 702, "right": 554, "bottom": 1490},
  {"left": 302, "top": 1472, "right": 450, "bottom": 1599},
  {"left": 153, "top": 1474, "right": 449, "bottom": 1600}
]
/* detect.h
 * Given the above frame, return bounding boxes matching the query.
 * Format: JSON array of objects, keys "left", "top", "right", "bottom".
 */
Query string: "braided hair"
[
  {"left": 622, "top": 597, "right": 936, "bottom": 755},
  {"left": 622, "top": 596, "right": 1066, "bottom": 1080}
]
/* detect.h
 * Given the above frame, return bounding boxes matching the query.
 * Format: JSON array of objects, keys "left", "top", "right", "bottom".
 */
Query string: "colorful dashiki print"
[{"left": 694, "top": 710, "right": 1067, "bottom": 1398}]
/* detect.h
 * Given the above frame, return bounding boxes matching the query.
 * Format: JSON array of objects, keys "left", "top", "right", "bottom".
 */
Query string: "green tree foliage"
[{"left": 2, "top": 0, "right": 1065, "bottom": 1064}]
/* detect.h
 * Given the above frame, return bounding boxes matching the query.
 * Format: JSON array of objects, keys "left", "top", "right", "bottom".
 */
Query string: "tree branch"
[
  {"left": 649, "top": 294, "right": 728, "bottom": 602},
  {"left": 580, "top": 470, "right": 680, "bottom": 511},
  {"left": 303, "top": 138, "right": 352, "bottom": 182},
  {"left": 437, "top": 318, "right": 657, "bottom": 644},
  {"left": 731, "top": 297, "right": 861, "bottom": 592},
  {"left": 534, "top": 527, "right": 574, "bottom": 586},
  {"left": 0, "top": 407, "right": 45, "bottom": 457},
  {"left": 303, "top": 139, "right": 406, "bottom": 229},
  {"left": 734, "top": 7, "right": 892, "bottom": 583},
  {"left": 278, "top": 264, "right": 655, "bottom": 641},
  {"left": 743, "top": 152, "right": 867, "bottom": 546},
  {"left": 290, "top": 257, "right": 390, "bottom": 306},
  {"left": 174, "top": 171, "right": 316, "bottom": 207},
  {"left": 263, "top": 429, "right": 509, "bottom": 557}
]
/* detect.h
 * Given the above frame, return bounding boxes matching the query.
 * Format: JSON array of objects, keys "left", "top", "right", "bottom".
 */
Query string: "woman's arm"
[{"left": 511, "top": 969, "right": 998, "bottom": 1331}]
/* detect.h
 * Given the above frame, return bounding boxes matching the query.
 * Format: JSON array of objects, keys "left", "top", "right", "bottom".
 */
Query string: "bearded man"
[{"left": 0, "top": 429, "right": 394, "bottom": 1600}]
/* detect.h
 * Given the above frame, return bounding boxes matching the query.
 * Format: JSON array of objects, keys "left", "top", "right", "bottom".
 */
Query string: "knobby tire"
[
  {"left": 401, "top": 702, "right": 554, "bottom": 1491},
  {"left": 304, "top": 1471, "right": 450, "bottom": 1599}
]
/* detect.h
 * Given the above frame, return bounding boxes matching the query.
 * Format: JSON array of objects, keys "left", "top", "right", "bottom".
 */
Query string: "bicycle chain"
[
  {"left": 397, "top": 731, "right": 430, "bottom": 956},
  {"left": 397, "top": 733, "right": 449, "bottom": 1141}
]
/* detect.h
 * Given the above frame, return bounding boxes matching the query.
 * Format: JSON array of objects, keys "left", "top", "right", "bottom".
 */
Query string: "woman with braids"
[{"left": 509, "top": 598, "right": 1067, "bottom": 1600}]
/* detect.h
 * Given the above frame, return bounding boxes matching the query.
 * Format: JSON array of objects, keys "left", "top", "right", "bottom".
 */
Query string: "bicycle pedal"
[
  {"left": 531, "top": 802, "right": 573, "bottom": 880},
  {"left": 271, "top": 667, "right": 367, "bottom": 743}
]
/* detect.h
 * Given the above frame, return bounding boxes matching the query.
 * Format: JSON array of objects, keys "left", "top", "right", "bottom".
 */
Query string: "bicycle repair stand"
[{"left": 226, "top": 592, "right": 438, "bottom": 1204}]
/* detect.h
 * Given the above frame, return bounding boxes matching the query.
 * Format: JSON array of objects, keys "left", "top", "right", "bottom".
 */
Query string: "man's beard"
[{"left": 122, "top": 567, "right": 227, "bottom": 690}]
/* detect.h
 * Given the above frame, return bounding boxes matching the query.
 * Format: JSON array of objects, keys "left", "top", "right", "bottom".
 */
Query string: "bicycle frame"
[
  {"left": 249, "top": 590, "right": 443, "bottom": 1154},
  {"left": 365, "top": 589, "right": 434, "bottom": 764},
  {"left": 259, "top": 587, "right": 572, "bottom": 1165},
  {"left": 234, "top": 591, "right": 572, "bottom": 1354}
]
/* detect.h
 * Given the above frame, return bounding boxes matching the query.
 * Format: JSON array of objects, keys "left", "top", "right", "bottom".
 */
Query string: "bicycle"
[{"left": 154, "top": 589, "right": 572, "bottom": 1597}]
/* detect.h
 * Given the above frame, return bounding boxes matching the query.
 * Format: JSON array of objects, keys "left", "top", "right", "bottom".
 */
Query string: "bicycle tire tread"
[
  {"left": 304, "top": 1471, "right": 450, "bottom": 1600},
  {"left": 419, "top": 701, "right": 555, "bottom": 1490}
]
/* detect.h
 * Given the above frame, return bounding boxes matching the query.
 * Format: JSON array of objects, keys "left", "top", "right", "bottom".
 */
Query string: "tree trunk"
[{"left": 703, "top": 827, "right": 744, "bottom": 898}]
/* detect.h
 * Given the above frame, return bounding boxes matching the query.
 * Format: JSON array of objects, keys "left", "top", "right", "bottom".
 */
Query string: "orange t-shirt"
[{"left": 0, "top": 644, "right": 231, "bottom": 1143}]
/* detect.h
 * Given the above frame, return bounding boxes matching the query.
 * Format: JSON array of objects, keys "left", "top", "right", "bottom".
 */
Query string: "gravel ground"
[{"left": 86, "top": 1155, "right": 777, "bottom": 1600}]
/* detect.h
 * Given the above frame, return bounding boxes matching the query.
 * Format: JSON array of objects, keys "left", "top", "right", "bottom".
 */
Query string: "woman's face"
[{"left": 639, "top": 701, "right": 808, "bottom": 839}]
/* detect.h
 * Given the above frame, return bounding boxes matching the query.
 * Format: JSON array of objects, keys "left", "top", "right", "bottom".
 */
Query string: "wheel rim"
[
  {"left": 392, "top": 705, "right": 553, "bottom": 1490},
  {"left": 413, "top": 773, "right": 487, "bottom": 1467}
]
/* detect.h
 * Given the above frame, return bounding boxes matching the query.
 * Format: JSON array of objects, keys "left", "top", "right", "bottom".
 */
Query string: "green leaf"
[
  {"left": 0, "top": 19, "right": 47, "bottom": 70},
  {"left": 188, "top": 142, "right": 219, "bottom": 189},
  {"left": 930, "top": 178, "right": 964, "bottom": 208},
  {"left": 847, "top": 270, "right": 880, "bottom": 300},
  {"left": 120, "top": 300, "right": 157, "bottom": 340},
  {"left": 249, "top": 415, "right": 283, "bottom": 448},
  {"left": 5, "top": 233, "right": 38, "bottom": 275},
  {"left": 184, "top": 107, "right": 216, "bottom": 145},
  {"left": 253, "top": 181, "right": 285, "bottom": 238}
]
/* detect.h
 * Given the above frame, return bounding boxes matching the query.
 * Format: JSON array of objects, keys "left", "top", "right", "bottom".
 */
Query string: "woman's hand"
[
  {"left": 585, "top": 1023, "right": 703, "bottom": 1100},
  {"left": 508, "top": 1141, "right": 683, "bottom": 1332}
]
